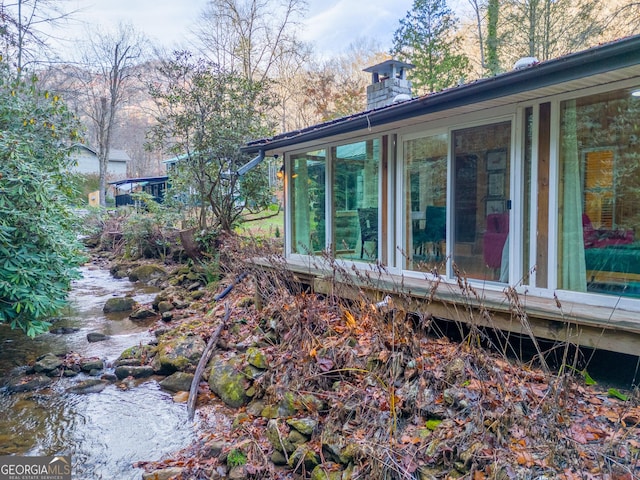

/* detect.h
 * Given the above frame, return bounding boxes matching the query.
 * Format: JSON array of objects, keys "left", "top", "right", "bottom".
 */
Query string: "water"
[{"left": 0, "top": 265, "right": 197, "bottom": 479}]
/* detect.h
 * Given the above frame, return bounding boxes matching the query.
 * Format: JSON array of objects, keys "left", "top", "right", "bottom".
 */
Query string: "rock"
[
  {"left": 208, "top": 355, "right": 250, "bottom": 408},
  {"left": 49, "top": 326, "right": 80, "bottom": 335},
  {"left": 189, "top": 290, "right": 205, "bottom": 300},
  {"left": 141, "top": 467, "right": 184, "bottom": 480},
  {"left": 311, "top": 464, "right": 344, "bottom": 480},
  {"left": 205, "top": 440, "right": 228, "bottom": 458},
  {"left": 246, "top": 400, "right": 266, "bottom": 416},
  {"left": 287, "top": 429, "right": 308, "bottom": 447},
  {"left": 101, "top": 373, "right": 117, "bottom": 382},
  {"left": 228, "top": 466, "right": 246, "bottom": 480},
  {"left": 287, "top": 417, "right": 317, "bottom": 436},
  {"left": 445, "top": 357, "right": 466, "bottom": 384},
  {"left": 33, "top": 353, "right": 63, "bottom": 374},
  {"left": 246, "top": 347, "right": 268, "bottom": 369},
  {"left": 161, "top": 312, "right": 173, "bottom": 322},
  {"left": 80, "top": 358, "right": 104, "bottom": 373},
  {"left": 288, "top": 445, "right": 320, "bottom": 471},
  {"left": 114, "top": 365, "right": 154, "bottom": 379},
  {"left": 157, "top": 301, "right": 174, "bottom": 314},
  {"left": 129, "top": 308, "right": 157, "bottom": 320},
  {"left": 129, "top": 264, "right": 167, "bottom": 284},
  {"left": 87, "top": 332, "right": 108, "bottom": 343},
  {"left": 186, "top": 282, "right": 201, "bottom": 291},
  {"left": 5, "top": 374, "right": 52, "bottom": 393},
  {"left": 66, "top": 379, "right": 108, "bottom": 394},
  {"left": 159, "top": 372, "right": 194, "bottom": 392},
  {"left": 157, "top": 335, "right": 206, "bottom": 373},
  {"left": 115, "top": 344, "right": 155, "bottom": 366},
  {"left": 103, "top": 296, "right": 136, "bottom": 313},
  {"left": 266, "top": 419, "right": 295, "bottom": 453},
  {"left": 271, "top": 450, "right": 288, "bottom": 465}
]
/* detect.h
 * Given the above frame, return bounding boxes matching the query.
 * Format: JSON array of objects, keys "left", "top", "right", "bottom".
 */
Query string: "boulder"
[
  {"left": 66, "top": 379, "right": 108, "bottom": 394},
  {"left": 115, "top": 344, "right": 155, "bottom": 367},
  {"left": 246, "top": 347, "right": 268, "bottom": 369},
  {"left": 208, "top": 355, "right": 250, "bottom": 408},
  {"left": 287, "top": 417, "right": 317, "bottom": 436},
  {"left": 33, "top": 353, "right": 63, "bottom": 374},
  {"left": 80, "top": 358, "right": 104, "bottom": 373},
  {"left": 157, "top": 301, "right": 174, "bottom": 314},
  {"left": 156, "top": 335, "right": 206, "bottom": 373},
  {"left": 5, "top": 374, "right": 52, "bottom": 393},
  {"left": 128, "top": 264, "right": 167, "bottom": 284},
  {"left": 103, "top": 296, "right": 136, "bottom": 313},
  {"left": 129, "top": 308, "right": 157, "bottom": 320},
  {"left": 159, "top": 372, "right": 194, "bottom": 393},
  {"left": 87, "top": 332, "right": 108, "bottom": 343},
  {"left": 114, "top": 365, "right": 154, "bottom": 379}
]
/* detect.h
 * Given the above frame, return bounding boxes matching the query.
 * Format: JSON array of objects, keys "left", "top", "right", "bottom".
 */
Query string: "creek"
[{"left": 0, "top": 264, "right": 196, "bottom": 479}]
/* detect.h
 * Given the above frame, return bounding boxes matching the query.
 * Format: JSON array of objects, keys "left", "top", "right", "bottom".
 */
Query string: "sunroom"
[{"left": 244, "top": 36, "right": 640, "bottom": 355}]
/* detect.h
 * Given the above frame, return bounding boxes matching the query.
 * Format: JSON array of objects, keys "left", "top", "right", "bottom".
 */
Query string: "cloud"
[{"left": 302, "top": 0, "right": 412, "bottom": 57}]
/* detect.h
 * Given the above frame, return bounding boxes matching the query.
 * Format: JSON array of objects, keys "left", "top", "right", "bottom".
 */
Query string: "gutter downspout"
[{"left": 236, "top": 150, "right": 265, "bottom": 176}]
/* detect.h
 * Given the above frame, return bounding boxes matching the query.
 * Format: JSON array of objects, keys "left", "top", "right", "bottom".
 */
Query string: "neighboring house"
[
  {"left": 69, "top": 144, "right": 129, "bottom": 178},
  {"left": 110, "top": 176, "right": 169, "bottom": 207},
  {"left": 243, "top": 36, "right": 640, "bottom": 356}
]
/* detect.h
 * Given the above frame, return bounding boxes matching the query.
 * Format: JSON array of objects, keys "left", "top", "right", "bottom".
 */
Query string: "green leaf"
[
  {"left": 608, "top": 389, "right": 629, "bottom": 401},
  {"left": 583, "top": 370, "right": 597, "bottom": 386}
]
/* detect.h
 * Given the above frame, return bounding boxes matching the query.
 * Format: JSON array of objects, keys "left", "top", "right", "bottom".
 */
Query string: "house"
[
  {"left": 110, "top": 176, "right": 169, "bottom": 207},
  {"left": 243, "top": 36, "right": 640, "bottom": 356},
  {"left": 70, "top": 144, "right": 129, "bottom": 178}
]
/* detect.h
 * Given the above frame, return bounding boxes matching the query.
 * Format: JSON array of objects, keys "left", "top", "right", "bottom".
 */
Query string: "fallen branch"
[{"left": 187, "top": 302, "right": 231, "bottom": 421}]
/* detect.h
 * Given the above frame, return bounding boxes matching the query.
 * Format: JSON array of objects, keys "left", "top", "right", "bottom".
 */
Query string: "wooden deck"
[{"left": 251, "top": 256, "right": 640, "bottom": 357}]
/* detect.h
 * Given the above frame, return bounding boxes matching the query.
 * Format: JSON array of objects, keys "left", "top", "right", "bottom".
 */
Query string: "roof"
[
  {"left": 243, "top": 35, "right": 640, "bottom": 155},
  {"left": 109, "top": 176, "right": 168, "bottom": 187},
  {"left": 70, "top": 143, "right": 130, "bottom": 163}
]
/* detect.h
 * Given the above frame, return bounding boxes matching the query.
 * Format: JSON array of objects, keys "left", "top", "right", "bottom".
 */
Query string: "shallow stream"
[{"left": 0, "top": 265, "right": 196, "bottom": 479}]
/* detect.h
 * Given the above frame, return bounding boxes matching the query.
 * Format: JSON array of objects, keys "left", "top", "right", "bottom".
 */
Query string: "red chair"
[{"left": 483, "top": 212, "right": 509, "bottom": 269}]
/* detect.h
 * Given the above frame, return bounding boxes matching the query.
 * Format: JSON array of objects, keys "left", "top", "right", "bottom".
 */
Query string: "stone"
[
  {"left": 115, "top": 365, "right": 154, "bottom": 379},
  {"left": 287, "top": 429, "right": 308, "bottom": 447},
  {"left": 246, "top": 400, "right": 265, "bottom": 416},
  {"left": 310, "top": 464, "right": 344, "bottom": 480},
  {"left": 157, "top": 301, "right": 174, "bottom": 314},
  {"left": 80, "top": 358, "right": 104, "bottom": 373},
  {"left": 288, "top": 445, "right": 320, "bottom": 471},
  {"left": 204, "top": 440, "right": 228, "bottom": 458},
  {"left": 5, "top": 375, "right": 52, "bottom": 393},
  {"left": 266, "top": 419, "right": 295, "bottom": 453},
  {"left": 208, "top": 355, "right": 250, "bottom": 408},
  {"left": 115, "top": 344, "right": 155, "bottom": 366},
  {"left": 129, "top": 308, "right": 157, "bottom": 320},
  {"left": 246, "top": 347, "right": 268, "bottom": 369},
  {"left": 33, "top": 353, "right": 63, "bottom": 374},
  {"left": 87, "top": 332, "right": 108, "bottom": 343},
  {"left": 128, "top": 264, "right": 167, "bottom": 284},
  {"left": 228, "top": 466, "right": 246, "bottom": 480},
  {"left": 271, "top": 450, "right": 288, "bottom": 465},
  {"left": 287, "top": 417, "right": 317, "bottom": 436},
  {"left": 141, "top": 467, "right": 184, "bottom": 480},
  {"left": 66, "top": 379, "right": 108, "bottom": 394},
  {"left": 157, "top": 335, "right": 206, "bottom": 373},
  {"left": 445, "top": 357, "right": 466, "bottom": 384},
  {"left": 161, "top": 312, "right": 173, "bottom": 322},
  {"left": 159, "top": 372, "right": 194, "bottom": 392},
  {"left": 103, "top": 296, "right": 136, "bottom": 313}
]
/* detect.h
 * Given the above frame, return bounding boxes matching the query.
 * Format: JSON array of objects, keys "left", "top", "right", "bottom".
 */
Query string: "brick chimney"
[{"left": 363, "top": 59, "right": 414, "bottom": 110}]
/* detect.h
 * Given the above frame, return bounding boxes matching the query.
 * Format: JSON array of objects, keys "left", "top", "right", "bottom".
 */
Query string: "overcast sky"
[{"left": 56, "top": 0, "right": 415, "bottom": 58}]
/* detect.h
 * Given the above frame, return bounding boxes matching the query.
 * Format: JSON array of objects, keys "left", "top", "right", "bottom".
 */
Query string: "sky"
[{"left": 55, "top": 0, "right": 415, "bottom": 58}]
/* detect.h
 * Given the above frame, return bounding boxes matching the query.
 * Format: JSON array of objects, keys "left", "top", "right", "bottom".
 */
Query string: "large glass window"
[
  {"left": 558, "top": 89, "right": 640, "bottom": 297},
  {"left": 404, "top": 134, "right": 448, "bottom": 272},
  {"left": 332, "top": 139, "right": 380, "bottom": 261},
  {"left": 290, "top": 150, "right": 326, "bottom": 255},
  {"left": 452, "top": 122, "right": 511, "bottom": 282}
]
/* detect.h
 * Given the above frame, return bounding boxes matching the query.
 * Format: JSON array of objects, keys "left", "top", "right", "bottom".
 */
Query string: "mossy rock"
[
  {"left": 311, "top": 464, "right": 344, "bottom": 480},
  {"left": 287, "top": 417, "right": 317, "bottom": 436},
  {"left": 103, "top": 296, "right": 136, "bottom": 313},
  {"left": 207, "top": 355, "right": 250, "bottom": 408},
  {"left": 288, "top": 445, "right": 320, "bottom": 471},
  {"left": 156, "top": 335, "right": 206, "bottom": 373},
  {"left": 159, "top": 372, "right": 194, "bottom": 392},
  {"left": 116, "top": 344, "right": 156, "bottom": 366},
  {"left": 128, "top": 264, "right": 167, "bottom": 284},
  {"left": 246, "top": 347, "right": 268, "bottom": 369}
]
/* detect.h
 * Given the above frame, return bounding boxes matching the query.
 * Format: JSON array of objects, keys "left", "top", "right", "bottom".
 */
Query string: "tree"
[
  {"left": 63, "top": 23, "right": 147, "bottom": 206},
  {"left": 499, "top": 0, "right": 602, "bottom": 65},
  {"left": 468, "top": 0, "right": 500, "bottom": 76},
  {"left": 391, "top": 0, "right": 469, "bottom": 94},
  {"left": 148, "top": 52, "right": 276, "bottom": 232},
  {"left": 195, "top": 0, "right": 308, "bottom": 83},
  {"left": 0, "top": 0, "right": 77, "bottom": 73},
  {"left": 0, "top": 59, "right": 84, "bottom": 336}
]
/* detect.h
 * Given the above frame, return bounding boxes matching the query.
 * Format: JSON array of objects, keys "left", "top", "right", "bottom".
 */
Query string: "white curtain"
[{"left": 561, "top": 100, "right": 587, "bottom": 292}]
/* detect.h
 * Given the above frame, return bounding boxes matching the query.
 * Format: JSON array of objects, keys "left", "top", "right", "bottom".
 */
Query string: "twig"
[{"left": 187, "top": 302, "right": 231, "bottom": 421}]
